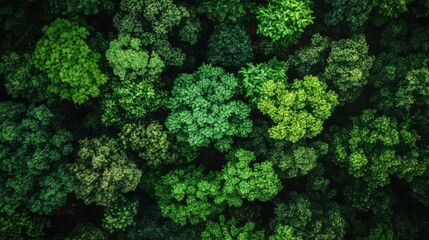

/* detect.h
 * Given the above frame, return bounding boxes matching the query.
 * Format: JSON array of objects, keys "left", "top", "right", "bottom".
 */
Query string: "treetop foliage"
[
  {"left": 258, "top": 75, "right": 338, "bottom": 142},
  {"left": 105, "top": 34, "right": 165, "bottom": 81},
  {"left": 0, "top": 102, "right": 74, "bottom": 215},
  {"left": 207, "top": 24, "right": 254, "bottom": 68},
  {"left": 256, "top": 0, "right": 314, "bottom": 45},
  {"left": 2, "top": 0, "right": 429, "bottom": 238},
  {"left": 33, "top": 18, "right": 108, "bottom": 104},
  {"left": 166, "top": 64, "right": 252, "bottom": 152},
  {"left": 114, "top": 0, "right": 201, "bottom": 66},
  {"left": 71, "top": 136, "right": 142, "bottom": 206}
]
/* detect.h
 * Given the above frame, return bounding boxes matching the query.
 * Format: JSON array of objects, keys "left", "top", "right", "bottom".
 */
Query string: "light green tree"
[
  {"left": 258, "top": 75, "right": 338, "bottom": 142},
  {"left": 154, "top": 166, "right": 223, "bottom": 226},
  {"left": 216, "top": 149, "right": 282, "bottom": 207},
  {"left": 71, "top": 136, "right": 141, "bottom": 206},
  {"left": 256, "top": 0, "right": 314, "bottom": 45},
  {"left": 33, "top": 18, "right": 108, "bottom": 104}
]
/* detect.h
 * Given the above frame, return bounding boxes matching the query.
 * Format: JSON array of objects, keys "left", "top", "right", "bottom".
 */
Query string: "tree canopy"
[
  {"left": 33, "top": 18, "right": 108, "bottom": 104},
  {"left": 166, "top": 64, "right": 252, "bottom": 152},
  {"left": 2, "top": 0, "right": 429, "bottom": 239}
]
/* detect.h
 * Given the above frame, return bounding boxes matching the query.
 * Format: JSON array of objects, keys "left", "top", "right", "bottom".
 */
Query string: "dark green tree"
[
  {"left": 322, "top": 35, "right": 375, "bottom": 104},
  {"left": 102, "top": 197, "right": 139, "bottom": 233},
  {"left": 201, "top": 215, "right": 265, "bottom": 240},
  {"left": 371, "top": 22, "right": 429, "bottom": 121},
  {"left": 0, "top": 102, "right": 74, "bottom": 215},
  {"left": 287, "top": 33, "right": 331, "bottom": 78},
  {"left": 410, "top": 175, "right": 429, "bottom": 206},
  {"left": 330, "top": 109, "right": 428, "bottom": 189},
  {"left": 0, "top": 52, "right": 49, "bottom": 102},
  {"left": 113, "top": 0, "right": 201, "bottom": 66},
  {"left": 196, "top": 0, "right": 256, "bottom": 24},
  {"left": 49, "top": 0, "right": 114, "bottom": 15},
  {"left": 268, "top": 141, "right": 328, "bottom": 179},
  {"left": 126, "top": 206, "right": 197, "bottom": 240},
  {"left": 119, "top": 121, "right": 197, "bottom": 167},
  {"left": 207, "top": 24, "right": 253, "bottom": 68},
  {"left": 64, "top": 223, "right": 108, "bottom": 240},
  {"left": 271, "top": 192, "right": 346, "bottom": 240},
  {"left": 0, "top": 211, "right": 49, "bottom": 240},
  {"left": 324, "top": 0, "right": 373, "bottom": 32},
  {"left": 372, "top": 0, "right": 410, "bottom": 17}
]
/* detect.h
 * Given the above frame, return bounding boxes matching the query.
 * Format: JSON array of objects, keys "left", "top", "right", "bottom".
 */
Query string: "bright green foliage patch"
[
  {"left": 154, "top": 166, "right": 223, "bottom": 226},
  {"left": 240, "top": 58, "right": 288, "bottom": 104},
  {"left": 217, "top": 149, "right": 282, "bottom": 206},
  {"left": 257, "top": 0, "right": 314, "bottom": 45},
  {"left": 258, "top": 75, "right": 338, "bottom": 142},
  {"left": 155, "top": 148, "right": 281, "bottom": 225},
  {"left": 269, "top": 225, "right": 302, "bottom": 240},
  {"left": 33, "top": 18, "right": 108, "bottom": 104},
  {"left": 105, "top": 34, "right": 165, "bottom": 81},
  {"left": 166, "top": 64, "right": 252, "bottom": 152}
]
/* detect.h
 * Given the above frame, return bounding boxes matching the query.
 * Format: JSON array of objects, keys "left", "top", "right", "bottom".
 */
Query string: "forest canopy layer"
[{"left": 1, "top": 0, "right": 429, "bottom": 239}]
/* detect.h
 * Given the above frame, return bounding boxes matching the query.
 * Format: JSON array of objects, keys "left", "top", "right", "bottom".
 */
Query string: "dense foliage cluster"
[
  {"left": 166, "top": 64, "right": 252, "bottom": 152},
  {"left": 33, "top": 18, "right": 108, "bottom": 104},
  {"left": 1, "top": 0, "right": 429, "bottom": 239}
]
